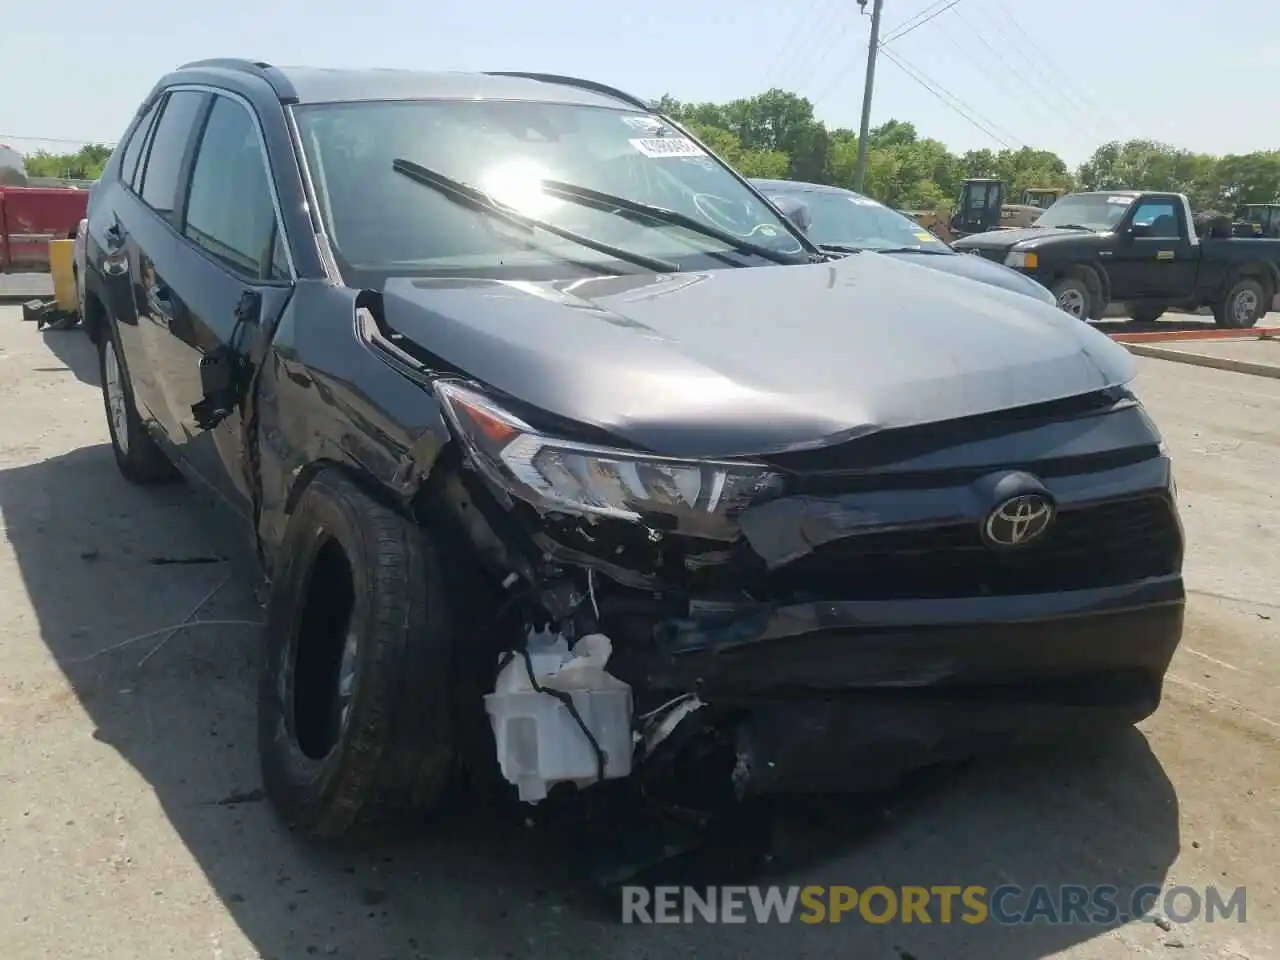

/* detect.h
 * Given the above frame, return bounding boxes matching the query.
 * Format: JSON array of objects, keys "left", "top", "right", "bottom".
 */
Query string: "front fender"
[{"left": 254, "top": 284, "right": 452, "bottom": 574}]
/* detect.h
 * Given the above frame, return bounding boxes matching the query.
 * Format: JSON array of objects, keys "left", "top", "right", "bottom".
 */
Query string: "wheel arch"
[
  {"left": 1046, "top": 260, "right": 1110, "bottom": 319},
  {"left": 1219, "top": 262, "right": 1278, "bottom": 306}
]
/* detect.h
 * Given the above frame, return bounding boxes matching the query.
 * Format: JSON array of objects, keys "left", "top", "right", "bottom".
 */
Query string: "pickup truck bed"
[{"left": 952, "top": 190, "right": 1280, "bottom": 327}]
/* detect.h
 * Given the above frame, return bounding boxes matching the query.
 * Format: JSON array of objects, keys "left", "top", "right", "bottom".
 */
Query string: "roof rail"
[
  {"left": 175, "top": 58, "right": 298, "bottom": 103},
  {"left": 482, "top": 72, "right": 652, "bottom": 112}
]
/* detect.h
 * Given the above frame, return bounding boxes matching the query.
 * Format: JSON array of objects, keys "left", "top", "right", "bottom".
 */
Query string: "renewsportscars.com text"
[{"left": 621, "top": 884, "right": 1248, "bottom": 925}]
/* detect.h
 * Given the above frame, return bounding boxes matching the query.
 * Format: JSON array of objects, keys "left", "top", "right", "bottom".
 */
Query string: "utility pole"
[{"left": 853, "top": 0, "right": 884, "bottom": 193}]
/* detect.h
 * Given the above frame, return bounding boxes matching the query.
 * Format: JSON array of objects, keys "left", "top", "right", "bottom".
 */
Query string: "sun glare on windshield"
[{"left": 479, "top": 158, "right": 564, "bottom": 218}]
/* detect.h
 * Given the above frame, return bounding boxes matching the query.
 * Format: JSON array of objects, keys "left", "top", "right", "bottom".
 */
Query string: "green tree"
[
  {"left": 23, "top": 143, "right": 111, "bottom": 180},
  {"left": 681, "top": 121, "right": 789, "bottom": 179}
]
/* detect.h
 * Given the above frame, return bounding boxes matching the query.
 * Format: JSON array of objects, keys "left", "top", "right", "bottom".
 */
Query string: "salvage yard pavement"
[{"left": 0, "top": 309, "right": 1275, "bottom": 960}]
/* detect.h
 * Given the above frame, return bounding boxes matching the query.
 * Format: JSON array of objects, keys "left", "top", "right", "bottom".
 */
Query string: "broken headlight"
[{"left": 436, "top": 381, "right": 783, "bottom": 534}]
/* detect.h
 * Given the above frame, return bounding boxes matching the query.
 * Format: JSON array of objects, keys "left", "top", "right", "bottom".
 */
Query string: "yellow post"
[{"left": 48, "top": 239, "right": 78, "bottom": 313}]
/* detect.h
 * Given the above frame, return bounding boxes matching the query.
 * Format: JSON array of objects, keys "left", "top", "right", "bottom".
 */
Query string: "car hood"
[
  {"left": 380, "top": 253, "right": 1135, "bottom": 458},
  {"left": 952, "top": 226, "right": 1096, "bottom": 251},
  {"left": 882, "top": 249, "right": 1053, "bottom": 302}
]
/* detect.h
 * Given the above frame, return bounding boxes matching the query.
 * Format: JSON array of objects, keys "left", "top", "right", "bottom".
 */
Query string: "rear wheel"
[
  {"left": 1051, "top": 277, "right": 1093, "bottom": 320},
  {"left": 1214, "top": 277, "right": 1266, "bottom": 329},
  {"left": 257, "top": 470, "right": 456, "bottom": 839},
  {"left": 98, "top": 323, "right": 179, "bottom": 484}
]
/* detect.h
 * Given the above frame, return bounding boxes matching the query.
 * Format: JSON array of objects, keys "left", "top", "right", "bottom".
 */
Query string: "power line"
[
  {"left": 787, "top": 0, "right": 863, "bottom": 98},
  {"left": 0, "top": 134, "right": 117, "bottom": 147},
  {"left": 759, "top": 0, "right": 839, "bottom": 93},
  {"left": 938, "top": 5, "right": 1113, "bottom": 147},
  {"left": 805, "top": 4, "right": 877, "bottom": 106},
  {"left": 878, "top": 45, "right": 1016, "bottom": 148},
  {"left": 881, "top": 0, "right": 964, "bottom": 44},
  {"left": 984, "top": 0, "right": 1136, "bottom": 132}
]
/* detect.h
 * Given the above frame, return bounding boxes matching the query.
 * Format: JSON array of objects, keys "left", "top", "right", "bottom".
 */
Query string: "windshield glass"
[
  {"left": 761, "top": 186, "right": 949, "bottom": 252},
  {"left": 1035, "top": 193, "right": 1134, "bottom": 231},
  {"left": 291, "top": 100, "right": 806, "bottom": 284}
]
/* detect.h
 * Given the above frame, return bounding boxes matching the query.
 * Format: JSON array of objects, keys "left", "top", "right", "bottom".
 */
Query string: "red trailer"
[{"left": 0, "top": 185, "right": 90, "bottom": 272}]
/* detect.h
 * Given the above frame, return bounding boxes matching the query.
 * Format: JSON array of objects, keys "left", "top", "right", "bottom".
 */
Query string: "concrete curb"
[{"left": 1124, "top": 342, "right": 1280, "bottom": 380}]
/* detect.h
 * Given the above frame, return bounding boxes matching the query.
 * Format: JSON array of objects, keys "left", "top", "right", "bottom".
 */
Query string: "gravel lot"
[{"left": 0, "top": 308, "right": 1275, "bottom": 960}]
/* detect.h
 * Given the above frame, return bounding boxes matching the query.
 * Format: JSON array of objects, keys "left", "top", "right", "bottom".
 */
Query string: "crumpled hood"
[{"left": 380, "top": 253, "right": 1135, "bottom": 458}]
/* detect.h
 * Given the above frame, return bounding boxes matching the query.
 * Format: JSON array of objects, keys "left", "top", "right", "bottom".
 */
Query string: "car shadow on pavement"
[
  {"left": 32, "top": 325, "right": 99, "bottom": 385},
  {"left": 1093, "top": 317, "right": 1219, "bottom": 336},
  {"left": 1, "top": 438, "right": 1184, "bottom": 960}
]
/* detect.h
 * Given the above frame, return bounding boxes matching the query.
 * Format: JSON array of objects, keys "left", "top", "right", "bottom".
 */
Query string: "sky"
[{"left": 3, "top": 0, "right": 1277, "bottom": 170}]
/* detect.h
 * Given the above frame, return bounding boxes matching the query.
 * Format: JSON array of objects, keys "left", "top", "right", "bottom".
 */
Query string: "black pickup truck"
[{"left": 951, "top": 190, "right": 1280, "bottom": 326}]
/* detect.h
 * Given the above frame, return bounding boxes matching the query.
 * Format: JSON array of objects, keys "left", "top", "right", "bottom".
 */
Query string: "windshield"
[
  {"left": 762, "top": 186, "right": 949, "bottom": 252},
  {"left": 1035, "top": 193, "right": 1134, "bottom": 231},
  {"left": 291, "top": 100, "right": 807, "bottom": 284}
]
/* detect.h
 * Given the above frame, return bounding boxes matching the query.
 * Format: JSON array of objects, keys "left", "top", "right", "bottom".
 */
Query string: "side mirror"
[{"left": 770, "top": 195, "right": 812, "bottom": 234}]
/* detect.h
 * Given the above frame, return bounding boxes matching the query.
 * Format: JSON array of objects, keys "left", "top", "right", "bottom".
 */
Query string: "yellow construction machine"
[{"left": 906, "top": 180, "right": 1066, "bottom": 244}]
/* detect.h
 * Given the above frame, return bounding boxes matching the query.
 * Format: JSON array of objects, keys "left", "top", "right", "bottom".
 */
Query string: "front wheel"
[
  {"left": 1051, "top": 277, "right": 1093, "bottom": 320},
  {"left": 257, "top": 469, "right": 456, "bottom": 839},
  {"left": 1214, "top": 278, "right": 1267, "bottom": 329}
]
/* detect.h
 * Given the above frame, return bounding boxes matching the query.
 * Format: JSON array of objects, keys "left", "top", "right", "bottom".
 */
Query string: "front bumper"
[{"left": 635, "top": 576, "right": 1183, "bottom": 795}]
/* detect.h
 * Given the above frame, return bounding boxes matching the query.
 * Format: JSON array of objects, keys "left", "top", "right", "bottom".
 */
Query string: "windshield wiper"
[
  {"left": 864, "top": 245, "right": 951, "bottom": 255},
  {"left": 538, "top": 180, "right": 816, "bottom": 266},
  {"left": 1046, "top": 223, "right": 1095, "bottom": 231},
  {"left": 820, "top": 243, "right": 948, "bottom": 255},
  {"left": 390, "top": 158, "right": 679, "bottom": 273}
]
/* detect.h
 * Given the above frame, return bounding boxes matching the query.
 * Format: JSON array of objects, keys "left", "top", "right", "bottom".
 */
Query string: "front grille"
[{"left": 767, "top": 495, "right": 1181, "bottom": 601}]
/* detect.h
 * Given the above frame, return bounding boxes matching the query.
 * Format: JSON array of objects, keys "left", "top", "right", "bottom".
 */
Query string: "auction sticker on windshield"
[
  {"left": 621, "top": 115, "right": 667, "bottom": 133},
  {"left": 630, "top": 137, "right": 706, "bottom": 158},
  {"left": 1108, "top": 196, "right": 1132, "bottom": 204},
  {"left": 847, "top": 196, "right": 881, "bottom": 206}
]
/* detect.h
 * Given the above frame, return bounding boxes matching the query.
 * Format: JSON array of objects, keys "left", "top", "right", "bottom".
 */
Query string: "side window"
[
  {"left": 138, "top": 90, "right": 206, "bottom": 222},
  {"left": 1131, "top": 200, "right": 1180, "bottom": 239},
  {"left": 184, "top": 95, "right": 287, "bottom": 280},
  {"left": 118, "top": 99, "right": 161, "bottom": 189}
]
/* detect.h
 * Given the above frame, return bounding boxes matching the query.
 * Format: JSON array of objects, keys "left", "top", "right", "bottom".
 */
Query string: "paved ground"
[
  {"left": 0, "top": 273, "right": 56, "bottom": 302},
  {"left": 1144, "top": 336, "right": 1280, "bottom": 365},
  {"left": 0, "top": 310, "right": 1276, "bottom": 960}
]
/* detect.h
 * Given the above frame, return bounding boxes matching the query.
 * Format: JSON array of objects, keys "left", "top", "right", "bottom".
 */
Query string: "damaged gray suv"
[{"left": 83, "top": 60, "right": 1184, "bottom": 837}]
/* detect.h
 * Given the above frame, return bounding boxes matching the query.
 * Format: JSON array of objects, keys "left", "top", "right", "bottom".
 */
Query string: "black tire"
[
  {"left": 98, "top": 321, "right": 180, "bottom": 484},
  {"left": 257, "top": 469, "right": 455, "bottom": 839},
  {"left": 1126, "top": 303, "right": 1166, "bottom": 324},
  {"left": 1214, "top": 277, "right": 1266, "bottom": 329},
  {"left": 1051, "top": 277, "right": 1093, "bottom": 320}
]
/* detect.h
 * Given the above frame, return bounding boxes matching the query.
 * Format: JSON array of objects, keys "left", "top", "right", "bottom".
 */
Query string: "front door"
[
  {"left": 1107, "top": 196, "right": 1197, "bottom": 302},
  {"left": 149, "top": 92, "right": 295, "bottom": 520}
]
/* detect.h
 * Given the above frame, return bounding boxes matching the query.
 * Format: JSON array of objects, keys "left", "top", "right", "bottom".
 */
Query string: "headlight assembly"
[{"left": 435, "top": 381, "right": 783, "bottom": 537}]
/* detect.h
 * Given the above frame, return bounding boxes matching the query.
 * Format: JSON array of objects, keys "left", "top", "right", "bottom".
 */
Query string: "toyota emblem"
[{"left": 983, "top": 493, "right": 1055, "bottom": 548}]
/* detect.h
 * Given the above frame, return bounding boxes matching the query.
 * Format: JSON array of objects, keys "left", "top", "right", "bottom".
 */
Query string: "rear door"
[
  {"left": 94, "top": 90, "right": 209, "bottom": 427},
  {"left": 150, "top": 90, "right": 295, "bottom": 518},
  {"left": 1107, "top": 196, "right": 1197, "bottom": 301}
]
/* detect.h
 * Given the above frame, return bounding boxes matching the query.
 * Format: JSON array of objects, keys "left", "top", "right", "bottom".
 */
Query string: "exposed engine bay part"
[{"left": 485, "top": 629, "right": 633, "bottom": 803}]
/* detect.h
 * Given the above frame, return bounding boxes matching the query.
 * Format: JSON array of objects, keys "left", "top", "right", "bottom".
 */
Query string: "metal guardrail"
[{"left": 23, "top": 177, "right": 95, "bottom": 190}]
